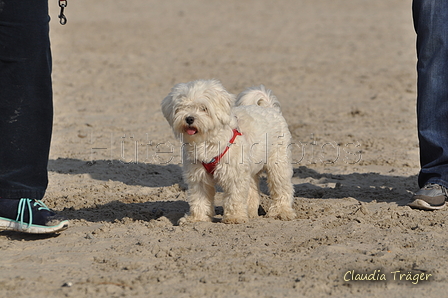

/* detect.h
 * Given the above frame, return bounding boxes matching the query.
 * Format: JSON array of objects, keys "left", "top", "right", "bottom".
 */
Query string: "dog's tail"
[{"left": 235, "top": 85, "right": 281, "bottom": 113}]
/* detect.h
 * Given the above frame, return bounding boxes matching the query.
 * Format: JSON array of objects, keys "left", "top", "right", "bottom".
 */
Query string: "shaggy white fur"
[{"left": 161, "top": 79, "right": 296, "bottom": 224}]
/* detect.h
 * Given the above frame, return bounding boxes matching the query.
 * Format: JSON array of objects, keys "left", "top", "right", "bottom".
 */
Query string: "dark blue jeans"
[
  {"left": 0, "top": 0, "right": 52, "bottom": 199},
  {"left": 413, "top": 0, "right": 448, "bottom": 189}
]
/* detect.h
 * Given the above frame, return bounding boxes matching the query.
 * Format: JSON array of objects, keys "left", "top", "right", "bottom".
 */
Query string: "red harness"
[{"left": 202, "top": 129, "right": 242, "bottom": 175}]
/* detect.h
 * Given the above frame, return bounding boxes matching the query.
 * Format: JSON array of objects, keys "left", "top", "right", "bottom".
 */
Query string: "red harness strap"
[{"left": 202, "top": 129, "right": 242, "bottom": 175}]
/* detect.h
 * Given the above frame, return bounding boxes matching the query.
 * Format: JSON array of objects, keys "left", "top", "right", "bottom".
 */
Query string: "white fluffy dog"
[{"left": 161, "top": 79, "right": 296, "bottom": 224}]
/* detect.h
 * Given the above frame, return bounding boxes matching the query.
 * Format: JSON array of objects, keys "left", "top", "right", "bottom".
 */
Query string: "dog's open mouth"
[{"left": 185, "top": 127, "right": 198, "bottom": 135}]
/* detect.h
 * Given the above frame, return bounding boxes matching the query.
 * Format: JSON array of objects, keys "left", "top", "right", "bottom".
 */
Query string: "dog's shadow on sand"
[
  {"left": 48, "top": 158, "right": 185, "bottom": 188},
  {"left": 48, "top": 158, "right": 189, "bottom": 224},
  {"left": 60, "top": 199, "right": 190, "bottom": 226},
  {"left": 48, "top": 158, "right": 417, "bottom": 224}
]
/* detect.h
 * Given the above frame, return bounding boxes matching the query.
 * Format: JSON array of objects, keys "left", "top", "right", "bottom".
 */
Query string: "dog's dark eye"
[{"left": 201, "top": 106, "right": 208, "bottom": 112}]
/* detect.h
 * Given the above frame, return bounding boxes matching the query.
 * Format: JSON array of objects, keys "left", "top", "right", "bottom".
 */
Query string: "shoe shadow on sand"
[
  {"left": 291, "top": 166, "right": 417, "bottom": 205},
  {"left": 46, "top": 158, "right": 417, "bottom": 224}
]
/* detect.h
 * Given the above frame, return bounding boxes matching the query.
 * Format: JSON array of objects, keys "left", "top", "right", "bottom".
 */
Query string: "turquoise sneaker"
[{"left": 0, "top": 198, "right": 69, "bottom": 234}]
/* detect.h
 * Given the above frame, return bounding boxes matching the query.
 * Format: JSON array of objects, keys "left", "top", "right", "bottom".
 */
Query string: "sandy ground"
[{"left": 2, "top": 0, "right": 447, "bottom": 297}]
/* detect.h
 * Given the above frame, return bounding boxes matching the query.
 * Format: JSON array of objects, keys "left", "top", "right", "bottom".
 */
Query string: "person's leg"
[
  {"left": 414, "top": 0, "right": 448, "bottom": 189},
  {"left": 410, "top": 0, "right": 448, "bottom": 210},
  {"left": 0, "top": 0, "right": 52, "bottom": 199},
  {"left": 0, "top": 0, "right": 68, "bottom": 232}
]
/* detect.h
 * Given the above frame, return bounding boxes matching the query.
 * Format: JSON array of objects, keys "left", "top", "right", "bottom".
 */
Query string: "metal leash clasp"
[{"left": 58, "top": 0, "right": 67, "bottom": 25}]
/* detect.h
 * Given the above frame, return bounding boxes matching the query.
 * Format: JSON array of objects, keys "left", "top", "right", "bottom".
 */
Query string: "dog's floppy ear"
[
  {"left": 215, "top": 91, "right": 235, "bottom": 126},
  {"left": 207, "top": 79, "right": 236, "bottom": 125},
  {"left": 161, "top": 83, "right": 187, "bottom": 125},
  {"left": 161, "top": 94, "right": 174, "bottom": 125}
]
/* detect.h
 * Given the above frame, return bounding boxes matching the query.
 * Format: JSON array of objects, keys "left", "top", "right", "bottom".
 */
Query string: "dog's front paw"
[
  {"left": 222, "top": 214, "right": 249, "bottom": 224},
  {"left": 266, "top": 205, "right": 296, "bottom": 221},
  {"left": 177, "top": 216, "right": 191, "bottom": 226},
  {"left": 177, "top": 214, "right": 212, "bottom": 226}
]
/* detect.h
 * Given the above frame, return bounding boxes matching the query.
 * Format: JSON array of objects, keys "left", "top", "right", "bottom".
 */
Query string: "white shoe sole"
[
  {"left": 408, "top": 198, "right": 445, "bottom": 211},
  {"left": 0, "top": 218, "right": 69, "bottom": 234}
]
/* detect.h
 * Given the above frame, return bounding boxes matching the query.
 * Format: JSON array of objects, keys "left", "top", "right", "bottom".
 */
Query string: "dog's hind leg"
[
  {"left": 247, "top": 175, "right": 261, "bottom": 218},
  {"left": 265, "top": 158, "right": 296, "bottom": 220}
]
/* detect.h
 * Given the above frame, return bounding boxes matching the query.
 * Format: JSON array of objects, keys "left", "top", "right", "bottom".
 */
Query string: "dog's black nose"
[{"left": 185, "top": 116, "right": 195, "bottom": 125}]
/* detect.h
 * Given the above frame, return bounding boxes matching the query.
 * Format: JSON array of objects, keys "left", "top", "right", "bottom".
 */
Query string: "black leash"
[{"left": 58, "top": 0, "right": 67, "bottom": 25}]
